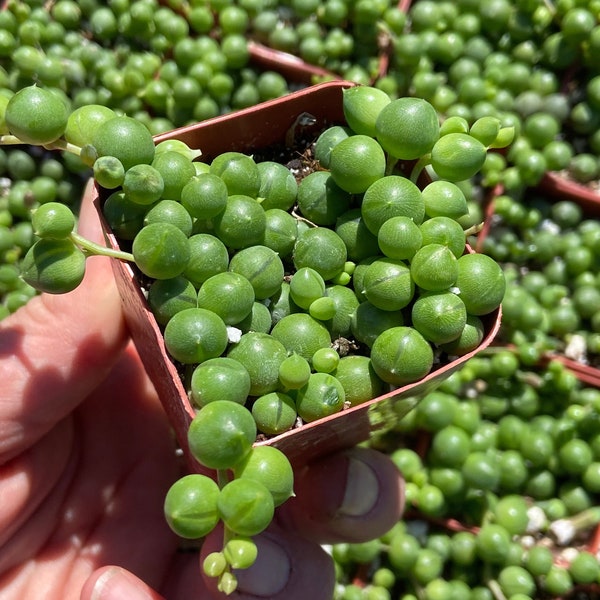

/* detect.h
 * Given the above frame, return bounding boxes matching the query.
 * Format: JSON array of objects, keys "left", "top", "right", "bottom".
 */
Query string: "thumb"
[
  {"left": 81, "top": 567, "right": 166, "bottom": 600},
  {"left": 0, "top": 181, "right": 128, "bottom": 460}
]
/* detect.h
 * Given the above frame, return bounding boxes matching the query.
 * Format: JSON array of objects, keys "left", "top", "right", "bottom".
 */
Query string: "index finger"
[{"left": 0, "top": 181, "right": 128, "bottom": 462}]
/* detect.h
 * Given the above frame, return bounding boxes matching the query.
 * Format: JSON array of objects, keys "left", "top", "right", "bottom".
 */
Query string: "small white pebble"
[
  {"left": 520, "top": 535, "right": 536, "bottom": 549},
  {"left": 539, "top": 219, "right": 561, "bottom": 234},
  {"left": 227, "top": 326, "right": 242, "bottom": 343},
  {"left": 526, "top": 506, "right": 547, "bottom": 533},
  {"left": 549, "top": 519, "right": 575, "bottom": 546},
  {"left": 465, "top": 385, "right": 478, "bottom": 399},
  {"left": 0, "top": 177, "right": 11, "bottom": 192},
  {"left": 560, "top": 547, "right": 579, "bottom": 564},
  {"left": 564, "top": 334, "right": 588, "bottom": 363}
]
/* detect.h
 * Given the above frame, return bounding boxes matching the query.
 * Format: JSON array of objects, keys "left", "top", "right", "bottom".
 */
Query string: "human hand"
[{"left": 0, "top": 188, "right": 404, "bottom": 600}]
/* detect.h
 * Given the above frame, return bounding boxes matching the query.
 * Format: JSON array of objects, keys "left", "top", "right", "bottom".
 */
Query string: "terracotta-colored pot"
[
  {"left": 478, "top": 178, "right": 600, "bottom": 385},
  {"left": 91, "top": 81, "right": 501, "bottom": 469},
  {"left": 474, "top": 183, "right": 504, "bottom": 254},
  {"left": 246, "top": 0, "right": 418, "bottom": 86},
  {"left": 544, "top": 354, "right": 600, "bottom": 388},
  {"left": 248, "top": 41, "right": 340, "bottom": 86},
  {"left": 537, "top": 171, "right": 600, "bottom": 217},
  {"left": 490, "top": 344, "right": 600, "bottom": 389}
]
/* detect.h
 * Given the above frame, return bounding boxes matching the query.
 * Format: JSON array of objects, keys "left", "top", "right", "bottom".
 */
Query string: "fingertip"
[
  {"left": 0, "top": 181, "right": 127, "bottom": 457},
  {"left": 337, "top": 447, "right": 405, "bottom": 525},
  {"left": 82, "top": 566, "right": 165, "bottom": 600},
  {"left": 279, "top": 446, "right": 405, "bottom": 544}
]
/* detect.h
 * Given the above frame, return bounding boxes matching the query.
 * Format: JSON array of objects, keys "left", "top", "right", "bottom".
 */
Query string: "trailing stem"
[
  {"left": 409, "top": 155, "right": 431, "bottom": 184},
  {"left": 69, "top": 231, "right": 134, "bottom": 262}
]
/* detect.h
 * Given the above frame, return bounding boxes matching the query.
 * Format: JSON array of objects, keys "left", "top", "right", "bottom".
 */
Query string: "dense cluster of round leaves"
[
  {"left": 0, "top": 0, "right": 293, "bottom": 133},
  {"left": 333, "top": 353, "right": 600, "bottom": 600},
  {"left": 219, "top": 0, "right": 600, "bottom": 194},
  {"left": 0, "top": 0, "right": 296, "bottom": 318},
  {"left": 2, "top": 1, "right": 600, "bottom": 598},
  {"left": 0, "top": 138, "right": 89, "bottom": 318},
  {"left": 376, "top": 0, "right": 600, "bottom": 194},
  {"left": 0, "top": 79, "right": 508, "bottom": 593},
  {"left": 247, "top": 0, "right": 408, "bottom": 85},
  {"left": 67, "top": 85, "right": 507, "bottom": 424},
  {"left": 241, "top": 0, "right": 600, "bottom": 200},
  {"left": 482, "top": 194, "right": 600, "bottom": 365},
  {"left": 165, "top": 425, "right": 294, "bottom": 594}
]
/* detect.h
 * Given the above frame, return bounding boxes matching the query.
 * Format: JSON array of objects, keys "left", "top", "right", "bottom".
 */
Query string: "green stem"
[
  {"left": 410, "top": 578, "right": 425, "bottom": 600},
  {"left": 216, "top": 470, "right": 238, "bottom": 594},
  {"left": 542, "top": 0, "right": 556, "bottom": 18},
  {"left": 69, "top": 231, "right": 134, "bottom": 262},
  {"left": 0, "top": 135, "right": 84, "bottom": 157},
  {"left": 291, "top": 208, "right": 317, "bottom": 227},
  {"left": 487, "top": 579, "right": 508, "bottom": 600},
  {"left": 217, "top": 469, "right": 230, "bottom": 489},
  {"left": 223, "top": 524, "right": 235, "bottom": 547},
  {"left": 409, "top": 155, "right": 431, "bottom": 183},
  {"left": 463, "top": 222, "right": 484, "bottom": 237},
  {"left": 0, "top": 134, "right": 27, "bottom": 145},
  {"left": 42, "top": 138, "right": 84, "bottom": 156},
  {"left": 219, "top": 524, "right": 239, "bottom": 594},
  {"left": 384, "top": 153, "right": 398, "bottom": 176}
]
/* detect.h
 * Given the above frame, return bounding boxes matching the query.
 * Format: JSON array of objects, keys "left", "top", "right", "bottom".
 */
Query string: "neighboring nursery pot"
[
  {"left": 91, "top": 80, "right": 502, "bottom": 469},
  {"left": 478, "top": 181, "right": 600, "bottom": 386},
  {"left": 544, "top": 353, "right": 600, "bottom": 388},
  {"left": 248, "top": 41, "right": 340, "bottom": 86},
  {"left": 537, "top": 171, "right": 600, "bottom": 217},
  {"left": 246, "top": 2, "right": 400, "bottom": 86}
]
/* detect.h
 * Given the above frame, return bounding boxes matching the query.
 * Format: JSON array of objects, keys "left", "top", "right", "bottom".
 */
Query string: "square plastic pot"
[
  {"left": 245, "top": 0, "right": 416, "bottom": 86},
  {"left": 536, "top": 172, "right": 600, "bottom": 218},
  {"left": 248, "top": 41, "right": 340, "bottom": 86},
  {"left": 91, "top": 80, "right": 502, "bottom": 469},
  {"left": 478, "top": 182, "right": 600, "bottom": 386}
]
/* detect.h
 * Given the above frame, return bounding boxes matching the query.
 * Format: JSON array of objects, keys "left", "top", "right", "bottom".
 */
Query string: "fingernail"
[
  {"left": 235, "top": 536, "right": 291, "bottom": 597},
  {"left": 91, "top": 567, "right": 158, "bottom": 600},
  {"left": 338, "top": 455, "right": 379, "bottom": 517}
]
